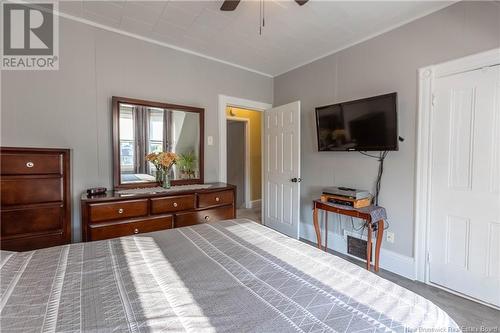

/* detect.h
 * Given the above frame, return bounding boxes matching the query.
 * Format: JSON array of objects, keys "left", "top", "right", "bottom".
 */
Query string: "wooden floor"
[
  {"left": 237, "top": 207, "right": 262, "bottom": 223},
  {"left": 300, "top": 239, "right": 500, "bottom": 329}
]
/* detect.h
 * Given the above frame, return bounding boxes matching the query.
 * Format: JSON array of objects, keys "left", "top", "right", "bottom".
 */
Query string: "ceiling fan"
[{"left": 220, "top": 0, "right": 309, "bottom": 11}]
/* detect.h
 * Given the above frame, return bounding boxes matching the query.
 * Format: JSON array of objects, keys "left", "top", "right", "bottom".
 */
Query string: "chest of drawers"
[
  {"left": 81, "top": 183, "right": 236, "bottom": 241},
  {"left": 1, "top": 147, "right": 71, "bottom": 251}
]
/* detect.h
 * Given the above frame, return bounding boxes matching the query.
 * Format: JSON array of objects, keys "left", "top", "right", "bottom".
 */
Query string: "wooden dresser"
[
  {"left": 1, "top": 147, "right": 71, "bottom": 251},
  {"left": 81, "top": 183, "right": 236, "bottom": 241}
]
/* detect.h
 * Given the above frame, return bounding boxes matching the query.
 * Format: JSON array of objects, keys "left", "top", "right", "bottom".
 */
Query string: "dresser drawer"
[
  {"left": 151, "top": 195, "right": 195, "bottom": 214},
  {"left": 89, "top": 215, "right": 173, "bottom": 241},
  {"left": 174, "top": 205, "right": 234, "bottom": 228},
  {"left": 89, "top": 199, "right": 148, "bottom": 222},
  {"left": 198, "top": 190, "right": 234, "bottom": 208},
  {"left": 1, "top": 205, "right": 64, "bottom": 238},
  {"left": 1, "top": 234, "right": 68, "bottom": 252},
  {"left": 1, "top": 153, "right": 62, "bottom": 175},
  {"left": 1, "top": 178, "right": 63, "bottom": 206}
]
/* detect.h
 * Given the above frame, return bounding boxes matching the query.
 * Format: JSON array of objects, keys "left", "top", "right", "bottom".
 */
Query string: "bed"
[{"left": 0, "top": 219, "right": 459, "bottom": 332}]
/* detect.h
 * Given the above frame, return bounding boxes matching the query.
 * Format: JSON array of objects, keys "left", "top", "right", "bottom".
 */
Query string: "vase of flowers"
[
  {"left": 162, "top": 171, "right": 171, "bottom": 189},
  {"left": 146, "top": 151, "right": 177, "bottom": 189}
]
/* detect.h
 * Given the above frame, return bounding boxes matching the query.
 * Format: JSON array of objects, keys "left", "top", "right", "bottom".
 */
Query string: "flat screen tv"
[{"left": 315, "top": 92, "right": 398, "bottom": 151}]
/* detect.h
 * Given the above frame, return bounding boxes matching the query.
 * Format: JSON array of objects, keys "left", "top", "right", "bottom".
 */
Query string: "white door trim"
[
  {"left": 415, "top": 48, "right": 500, "bottom": 283},
  {"left": 218, "top": 95, "right": 272, "bottom": 184},
  {"left": 227, "top": 117, "right": 251, "bottom": 209}
]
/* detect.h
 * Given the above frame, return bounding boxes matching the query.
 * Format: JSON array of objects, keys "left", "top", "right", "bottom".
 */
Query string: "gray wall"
[
  {"left": 1, "top": 17, "right": 272, "bottom": 241},
  {"left": 227, "top": 121, "right": 246, "bottom": 208},
  {"left": 2, "top": 1, "right": 499, "bottom": 254},
  {"left": 273, "top": 1, "right": 500, "bottom": 257}
]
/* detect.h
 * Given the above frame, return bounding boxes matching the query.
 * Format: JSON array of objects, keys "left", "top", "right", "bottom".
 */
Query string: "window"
[
  {"left": 119, "top": 107, "right": 135, "bottom": 173},
  {"left": 149, "top": 108, "right": 164, "bottom": 153},
  {"left": 119, "top": 105, "right": 171, "bottom": 176}
]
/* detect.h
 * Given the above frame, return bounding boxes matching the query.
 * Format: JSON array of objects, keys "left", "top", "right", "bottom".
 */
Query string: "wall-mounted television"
[{"left": 315, "top": 92, "right": 398, "bottom": 151}]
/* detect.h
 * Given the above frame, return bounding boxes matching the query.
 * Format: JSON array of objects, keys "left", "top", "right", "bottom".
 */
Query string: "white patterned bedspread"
[{"left": 0, "top": 219, "right": 459, "bottom": 333}]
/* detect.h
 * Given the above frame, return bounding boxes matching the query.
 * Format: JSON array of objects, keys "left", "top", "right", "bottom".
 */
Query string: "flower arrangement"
[{"left": 146, "top": 151, "right": 177, "bottom": 188}]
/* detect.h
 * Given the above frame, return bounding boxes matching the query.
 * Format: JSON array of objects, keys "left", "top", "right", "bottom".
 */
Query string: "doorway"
[
  {"left": 218, "top": 95, "right": 271, "bottom": 224},
  {"left": 226, "top": 107, "right": 262, "bottom": 222}
]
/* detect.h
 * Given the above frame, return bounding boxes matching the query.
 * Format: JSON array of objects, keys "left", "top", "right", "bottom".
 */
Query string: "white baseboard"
[
  {"left": 250, "top": 199, "right": 261, "bottom": 209},
  {"left": 301, "top": 222, "right": 416, "bottom": 280}
]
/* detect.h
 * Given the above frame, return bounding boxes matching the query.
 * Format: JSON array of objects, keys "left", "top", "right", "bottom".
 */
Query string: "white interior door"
[
  {"left": 263, "top": 101, "right": 301, "bottom": 238},
  {"left": 429, "top": 66, "right": 500, "bottom": 307}
]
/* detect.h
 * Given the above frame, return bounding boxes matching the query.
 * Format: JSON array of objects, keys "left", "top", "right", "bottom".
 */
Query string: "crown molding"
[
  {"left": 54, "top": 9, "right": 274, "bottom": 78},
  {"left": 273, "top": 1, "right": 456, "bottom": 77},
  {"left": 14, "top": 0, "right": 456, "bottom": 79}
]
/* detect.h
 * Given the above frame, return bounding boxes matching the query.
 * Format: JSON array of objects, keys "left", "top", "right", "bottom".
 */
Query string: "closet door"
[{"left": 429, "top": 66, "right": 500, "bottom": 307}]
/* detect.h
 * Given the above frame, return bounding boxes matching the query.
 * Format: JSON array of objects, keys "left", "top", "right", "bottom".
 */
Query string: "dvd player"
[{"left": 322, "top": 186, "right": 370, "bottom": 200}]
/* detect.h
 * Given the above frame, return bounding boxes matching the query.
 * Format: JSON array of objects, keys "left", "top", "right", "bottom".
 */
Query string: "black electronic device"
[
  {"left": 86, "top": 187, "right": 107, "bottom": 196},
  {"left": 315, "top": 92, "right": 398, "bottom": 151}
]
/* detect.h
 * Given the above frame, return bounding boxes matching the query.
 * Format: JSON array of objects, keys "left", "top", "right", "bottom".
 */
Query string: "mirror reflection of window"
[
  {"left": 118, "top": 101, "right": 201, "bottom": 184},
  {"left": 149, "top": 108, "right": 164, "bottom": 154},
  {"left": 119, "top": 106, "right": 135, "bottom": 173},
  {"left": 148, "top": 108, "right": 165, "bottom": 177}
]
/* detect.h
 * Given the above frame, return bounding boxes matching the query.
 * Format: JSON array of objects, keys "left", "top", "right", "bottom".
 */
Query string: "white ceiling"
[{"left": 59, "top": 1, "right": 453, "bottom": 77}]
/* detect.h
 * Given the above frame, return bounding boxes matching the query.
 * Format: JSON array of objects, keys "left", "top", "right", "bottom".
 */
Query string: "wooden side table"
[{"left": 312, "top": 199, "right": 386, "bottom": 271}]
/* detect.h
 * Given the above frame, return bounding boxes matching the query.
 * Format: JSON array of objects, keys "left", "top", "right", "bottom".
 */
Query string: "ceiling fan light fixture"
[
  {"left": 220, "top": 0, "right": 310, "bottom": 36},
  {"left": 220, "top": 0, "right": 309, "bottom": 12},
  {"left": 220, "top": 0, "right": 241, "bottom": 11}
]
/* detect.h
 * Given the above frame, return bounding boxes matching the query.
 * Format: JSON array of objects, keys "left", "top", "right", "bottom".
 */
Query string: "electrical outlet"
[
  {"left": 207, "top": 136, "right": 214, "bottom": 146},
  {"left": 386, "top": 232, "right": 395, "bottom": 243}
]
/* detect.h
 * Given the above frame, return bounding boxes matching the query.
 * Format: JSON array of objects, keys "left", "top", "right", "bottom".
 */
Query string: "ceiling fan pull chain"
[
  {"left": 259, "top": 0, "right": 262, "bottom": 35},
  {"left": 263, "top": 0, "right": 265, "bottom": 27},
  {"left": 258, "top": 0, "right": 266, "bottom": 35}
]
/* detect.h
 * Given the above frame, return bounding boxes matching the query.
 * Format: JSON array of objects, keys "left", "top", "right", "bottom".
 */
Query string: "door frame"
[
  {"left": 415, "top": 48, "right": 500, "bottom": 285},
  {"left": 218, "top": 95, "right": 272, "bottom": 213},
  {"left": 226, "top": 117, "right": 251, "bottom": 209}
]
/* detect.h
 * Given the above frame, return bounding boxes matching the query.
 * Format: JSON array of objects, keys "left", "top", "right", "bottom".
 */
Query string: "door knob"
[{"left": 291, "top": 178, "right": 302, "bottom": 183}]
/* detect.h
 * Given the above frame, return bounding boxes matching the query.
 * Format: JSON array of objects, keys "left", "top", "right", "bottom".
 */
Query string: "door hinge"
[
  {"left": 427, "top": 252, "right": 432, "bottom": 263},
  {"left": 431, "top": 94, "right": 436, "bottom": 107}
]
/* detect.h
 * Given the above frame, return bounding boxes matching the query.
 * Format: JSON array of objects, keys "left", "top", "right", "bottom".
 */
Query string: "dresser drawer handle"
[
  {"left": 173, "top": 202, "right": 178, "bottom": 207},
  {"left": 204, "top": 215, "right": 210, "bottom": 222},
  {"left": 118, "top": 208, "right": 124, "bottom": 214},
  {"left": 133, "top": 228, "right": 139, "bottom": 234},
  {"left": 26, "top": 161, "right": 34, "bottom": 168},
  {"left": 215, "top": 197, "right": 220, "bottom": 202}
]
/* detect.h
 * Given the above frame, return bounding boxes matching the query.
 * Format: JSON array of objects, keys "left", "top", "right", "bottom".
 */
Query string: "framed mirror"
[{"left": 112, "top": 96, "right": 204, "bottom": 189}]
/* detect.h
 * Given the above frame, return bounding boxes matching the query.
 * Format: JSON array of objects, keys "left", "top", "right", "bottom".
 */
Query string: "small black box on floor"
[{"left": 347, "top": 235, "right": 371, "bottom": 261}]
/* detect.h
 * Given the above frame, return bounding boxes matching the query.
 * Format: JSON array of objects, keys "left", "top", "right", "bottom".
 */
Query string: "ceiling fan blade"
[
  {"left": 220, "top": 0, "right": 241, "bottom": 11},
  {"left": 295, "top": 0, "right": 309, "bottom": 5}
]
